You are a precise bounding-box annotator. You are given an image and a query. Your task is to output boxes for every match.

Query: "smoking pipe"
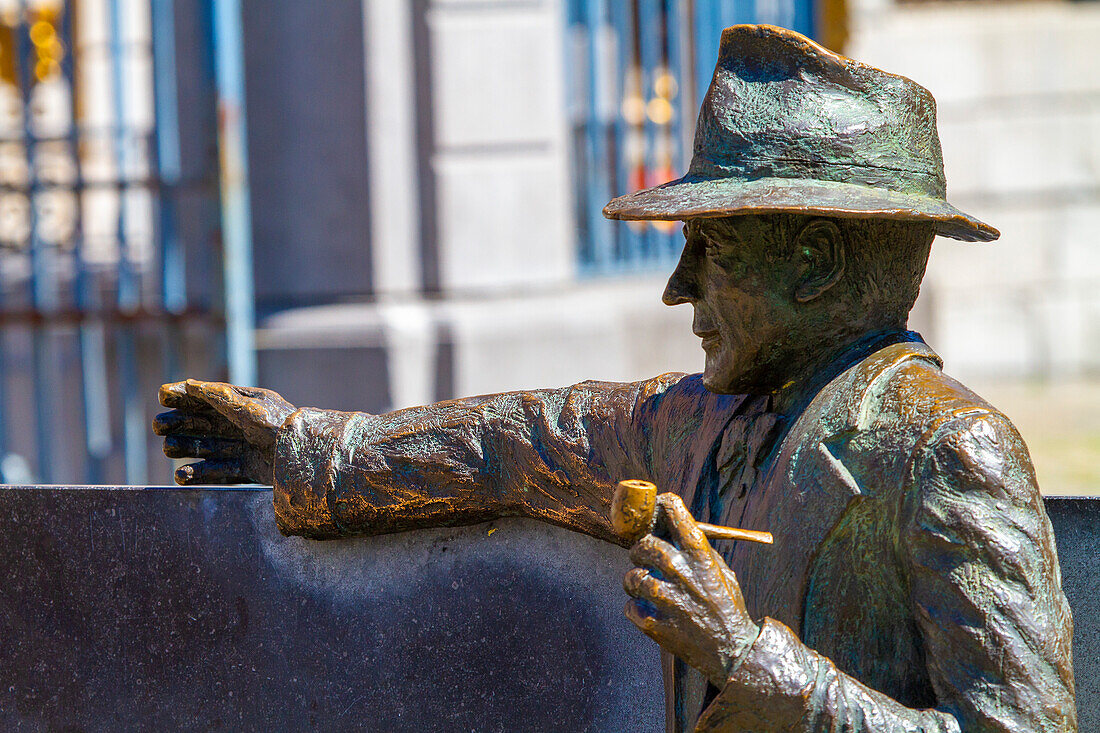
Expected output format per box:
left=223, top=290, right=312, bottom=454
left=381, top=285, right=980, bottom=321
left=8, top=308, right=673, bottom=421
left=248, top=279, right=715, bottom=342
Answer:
left=611, top=479, right=774, bottom=546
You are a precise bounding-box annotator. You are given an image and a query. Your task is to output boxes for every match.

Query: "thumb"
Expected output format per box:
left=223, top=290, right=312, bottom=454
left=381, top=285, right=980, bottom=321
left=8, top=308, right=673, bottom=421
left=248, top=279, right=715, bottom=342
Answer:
left=183, top=380, right=280, bottom=447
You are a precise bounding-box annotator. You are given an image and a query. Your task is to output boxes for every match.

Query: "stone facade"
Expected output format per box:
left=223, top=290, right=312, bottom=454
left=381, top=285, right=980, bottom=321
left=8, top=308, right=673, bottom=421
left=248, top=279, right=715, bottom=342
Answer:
left=848, top=0, right=1100, bottom=382
left=253, top=0, right=1099, bottom=416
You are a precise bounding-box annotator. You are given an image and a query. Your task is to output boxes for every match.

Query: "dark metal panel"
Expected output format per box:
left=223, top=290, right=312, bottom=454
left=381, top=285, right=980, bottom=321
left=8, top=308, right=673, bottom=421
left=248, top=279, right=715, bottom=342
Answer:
left=0, top=486, right=664, bottom=732
left=240, top=0, right=375, bottom=310
left=1045, top=496, right=1100, bottom=732
left=257, top=344, right=392, bottom=415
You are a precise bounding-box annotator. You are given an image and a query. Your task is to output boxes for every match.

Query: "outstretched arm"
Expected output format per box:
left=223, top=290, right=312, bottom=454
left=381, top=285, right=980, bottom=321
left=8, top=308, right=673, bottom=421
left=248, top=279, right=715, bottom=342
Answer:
left=273, top=374, right=739, bottom=541
left=155, top=374, right=742, bottom=543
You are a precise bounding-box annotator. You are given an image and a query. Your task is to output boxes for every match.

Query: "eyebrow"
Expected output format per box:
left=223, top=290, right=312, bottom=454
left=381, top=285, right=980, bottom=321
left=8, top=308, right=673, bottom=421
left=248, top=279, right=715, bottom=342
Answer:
left=691, top=221, right=720, bottom=240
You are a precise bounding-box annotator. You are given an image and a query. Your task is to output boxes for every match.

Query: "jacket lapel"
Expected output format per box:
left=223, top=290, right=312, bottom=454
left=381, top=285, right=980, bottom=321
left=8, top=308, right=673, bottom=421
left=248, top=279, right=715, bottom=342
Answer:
left=714, top=341, right=942, bottom=633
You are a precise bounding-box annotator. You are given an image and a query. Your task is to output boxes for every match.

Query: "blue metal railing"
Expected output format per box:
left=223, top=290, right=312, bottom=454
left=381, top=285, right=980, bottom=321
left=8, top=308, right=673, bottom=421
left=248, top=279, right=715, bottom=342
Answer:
left=567, top=0, right=816, bottom=274
left=0, top=0, right=254, bottom=484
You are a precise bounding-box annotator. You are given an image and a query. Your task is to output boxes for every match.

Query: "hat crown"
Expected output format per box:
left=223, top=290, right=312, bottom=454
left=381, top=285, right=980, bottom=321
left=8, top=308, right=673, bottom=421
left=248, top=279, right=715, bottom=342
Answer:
left=601, top=24, right=998, bottom=242
left=689, top=25, right=946, bottom=199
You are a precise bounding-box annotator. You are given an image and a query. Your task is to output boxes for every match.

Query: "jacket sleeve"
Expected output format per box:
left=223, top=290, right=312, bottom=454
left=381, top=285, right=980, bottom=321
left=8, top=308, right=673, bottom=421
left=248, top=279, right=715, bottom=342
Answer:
left=272, top=373, right=740, bottom=543
left=695, top=412, right=1077, bottom=732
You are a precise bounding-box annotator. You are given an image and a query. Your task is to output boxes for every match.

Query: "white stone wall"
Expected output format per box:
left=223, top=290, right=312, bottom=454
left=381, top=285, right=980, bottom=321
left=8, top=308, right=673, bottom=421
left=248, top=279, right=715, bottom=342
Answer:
left=848, top=0, right=1100, bottom=382
left=429, top=0, right=576, bottom=293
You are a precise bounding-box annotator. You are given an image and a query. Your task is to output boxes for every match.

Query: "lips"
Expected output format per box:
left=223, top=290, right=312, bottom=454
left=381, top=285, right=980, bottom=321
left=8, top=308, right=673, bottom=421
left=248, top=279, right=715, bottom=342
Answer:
left=695, top=330, right=720, bottom=349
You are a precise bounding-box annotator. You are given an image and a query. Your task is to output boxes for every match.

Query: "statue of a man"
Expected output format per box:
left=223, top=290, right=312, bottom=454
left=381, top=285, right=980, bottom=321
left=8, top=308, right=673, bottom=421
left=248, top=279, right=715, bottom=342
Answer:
left=154, top=25, right=1076, bottom=732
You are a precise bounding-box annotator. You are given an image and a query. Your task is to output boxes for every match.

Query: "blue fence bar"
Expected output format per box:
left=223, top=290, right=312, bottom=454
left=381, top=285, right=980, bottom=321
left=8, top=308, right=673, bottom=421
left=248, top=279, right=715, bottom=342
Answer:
left=0, top=0, right=249, bottom=485
left=569, top=0, right=818, bottom=274
left=60, top=1, right=110, bottom=484
left=151, top=0, right=185, bottom=315
left=609, top=0, right=632, bottom=267
left=107, top=0, right=145, bottom=485
left=17, top=1, right=57, bottom=482
left=582, top=0, right=614, bottom=271
left=210, top=0, right=256, bottom=389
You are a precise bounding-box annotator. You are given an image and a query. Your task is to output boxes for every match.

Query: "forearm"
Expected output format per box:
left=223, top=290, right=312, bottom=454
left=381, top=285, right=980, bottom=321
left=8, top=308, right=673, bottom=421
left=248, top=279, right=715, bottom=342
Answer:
left=273, top=404, right=584, bottom=539
left=696, top=619, right=959, bottom=733
left=271, top=381, right=661, bottom=541
left=273, top=405, right=530, bottom=538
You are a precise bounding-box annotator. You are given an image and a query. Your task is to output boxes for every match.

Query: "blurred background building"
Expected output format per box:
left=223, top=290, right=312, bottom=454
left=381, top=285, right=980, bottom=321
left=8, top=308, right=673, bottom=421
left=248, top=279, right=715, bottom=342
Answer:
left=0, top=0, right=1095, bottom=492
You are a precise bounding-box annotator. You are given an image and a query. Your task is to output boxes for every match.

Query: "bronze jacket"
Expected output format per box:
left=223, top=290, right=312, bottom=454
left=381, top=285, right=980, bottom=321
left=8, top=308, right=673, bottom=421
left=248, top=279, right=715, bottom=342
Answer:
left=272, top=338, right=1076, bottom=732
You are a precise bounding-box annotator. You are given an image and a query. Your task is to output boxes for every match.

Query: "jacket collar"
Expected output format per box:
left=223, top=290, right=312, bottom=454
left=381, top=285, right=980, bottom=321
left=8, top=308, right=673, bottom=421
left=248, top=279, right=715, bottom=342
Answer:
left=771, top=329, right=934, bottom=423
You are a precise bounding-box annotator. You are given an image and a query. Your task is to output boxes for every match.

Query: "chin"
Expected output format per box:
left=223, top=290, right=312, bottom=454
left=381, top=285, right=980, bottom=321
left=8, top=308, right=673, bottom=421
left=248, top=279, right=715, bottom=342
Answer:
left=701, top=372, right=737, bottom=394
left=702, top=358, right=778, bottom=396
left=701, top=362, right=746, bottom=395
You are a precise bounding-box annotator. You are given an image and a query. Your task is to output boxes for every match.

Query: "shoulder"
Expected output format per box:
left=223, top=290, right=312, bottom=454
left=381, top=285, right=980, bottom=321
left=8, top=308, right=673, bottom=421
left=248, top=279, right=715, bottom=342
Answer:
left=872, top=364, right=1047, bottom=549
left=876, top=358, right=1034, bottom=490
left=869, top=350, right=1038, bottom=495
left=803, top=340, right=1039, bottom=500
left=851, top=341, right=1000, bottom=427
left=844, top=342, right=1025, bottom=457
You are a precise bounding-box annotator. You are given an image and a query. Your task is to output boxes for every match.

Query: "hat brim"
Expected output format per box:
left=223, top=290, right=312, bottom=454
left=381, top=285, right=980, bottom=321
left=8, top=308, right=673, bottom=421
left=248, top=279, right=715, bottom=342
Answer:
left=602, top=175, right=998, bottom=242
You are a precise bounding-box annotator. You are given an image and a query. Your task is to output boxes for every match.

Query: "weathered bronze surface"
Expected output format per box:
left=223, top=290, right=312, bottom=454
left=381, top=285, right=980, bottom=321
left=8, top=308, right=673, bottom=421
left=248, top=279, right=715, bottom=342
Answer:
left=154, top=24, right=1076, bottom=732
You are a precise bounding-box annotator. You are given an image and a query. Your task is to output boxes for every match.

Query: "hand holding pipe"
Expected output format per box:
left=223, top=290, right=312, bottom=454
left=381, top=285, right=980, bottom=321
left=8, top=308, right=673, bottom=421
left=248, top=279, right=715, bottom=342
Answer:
left=611, top=479, right=774, bottom=546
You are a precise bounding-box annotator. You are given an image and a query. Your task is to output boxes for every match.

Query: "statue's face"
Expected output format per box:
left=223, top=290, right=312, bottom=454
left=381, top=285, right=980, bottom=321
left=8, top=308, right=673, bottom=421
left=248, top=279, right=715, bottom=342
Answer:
left=663, top=217, right=800, bottom=395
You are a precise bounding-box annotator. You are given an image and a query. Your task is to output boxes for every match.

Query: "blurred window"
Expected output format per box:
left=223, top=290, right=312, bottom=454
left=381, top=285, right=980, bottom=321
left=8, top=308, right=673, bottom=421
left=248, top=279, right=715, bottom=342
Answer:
left=565, top=0, right=816, bottom=274
left=0, top=0, right=234, bottom=485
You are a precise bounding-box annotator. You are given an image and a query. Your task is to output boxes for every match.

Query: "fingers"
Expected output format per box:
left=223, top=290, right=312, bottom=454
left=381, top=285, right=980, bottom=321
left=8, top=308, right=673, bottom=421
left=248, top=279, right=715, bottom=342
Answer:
left=623, top=566, right=690, bottom=617
left=159, top=381, right=214, bottom=411
left=229, top=384, right=278, bottom=400
left=184, top=379, right=244, bottom=419
left=163, top=435, right=246, bottom=461
left=624, top=598, right=662, bottom=634
left=152, top=409, right=242, bottom=438
left=630, top=534, right=694, bottom=586
left=174, top=458, right=253, bottom=485
left=623, top=566, right=666, bottom=598
left=656, top=492, right=711, bottom=558
left=717, top=550, right=749, bottom=606
left=623, top=598, right=690, bottom=656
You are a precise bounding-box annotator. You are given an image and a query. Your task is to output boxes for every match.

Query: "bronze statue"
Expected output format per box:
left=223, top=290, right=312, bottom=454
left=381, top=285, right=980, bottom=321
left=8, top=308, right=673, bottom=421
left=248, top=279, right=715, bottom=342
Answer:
left=153, top=25, right=1076, bottom=732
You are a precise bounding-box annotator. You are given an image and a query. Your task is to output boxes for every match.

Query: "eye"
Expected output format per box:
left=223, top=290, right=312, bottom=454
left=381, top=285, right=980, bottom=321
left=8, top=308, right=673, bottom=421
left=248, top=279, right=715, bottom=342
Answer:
left=703, top=234, right=722, bottom=259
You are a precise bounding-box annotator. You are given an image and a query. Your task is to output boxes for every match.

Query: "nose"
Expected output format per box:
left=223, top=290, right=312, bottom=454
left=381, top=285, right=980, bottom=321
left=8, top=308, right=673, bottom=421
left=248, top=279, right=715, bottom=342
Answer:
left=662, top=247, right=699, bottom=306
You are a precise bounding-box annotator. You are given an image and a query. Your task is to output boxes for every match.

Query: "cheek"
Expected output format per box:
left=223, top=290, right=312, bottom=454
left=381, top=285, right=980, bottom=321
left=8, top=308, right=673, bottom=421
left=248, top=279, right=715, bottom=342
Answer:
left=710, top=292, right=761, bottom=339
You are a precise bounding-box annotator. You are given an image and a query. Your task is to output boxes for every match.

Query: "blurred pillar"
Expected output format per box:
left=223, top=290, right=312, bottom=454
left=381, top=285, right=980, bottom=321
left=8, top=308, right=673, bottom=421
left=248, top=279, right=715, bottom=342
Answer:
left=363, top=0, right=421, bottom=299
left=818, top=0, right=848, bottom=53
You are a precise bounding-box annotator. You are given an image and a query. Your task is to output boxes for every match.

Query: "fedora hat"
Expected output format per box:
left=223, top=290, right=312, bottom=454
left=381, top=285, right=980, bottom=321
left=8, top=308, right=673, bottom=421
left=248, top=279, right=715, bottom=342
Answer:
left=603, top=25, right=998, bottom=242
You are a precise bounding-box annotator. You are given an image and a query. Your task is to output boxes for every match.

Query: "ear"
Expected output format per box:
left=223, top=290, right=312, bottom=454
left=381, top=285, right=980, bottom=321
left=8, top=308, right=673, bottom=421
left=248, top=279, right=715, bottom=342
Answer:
left=793, top=219, right=846, bottom=303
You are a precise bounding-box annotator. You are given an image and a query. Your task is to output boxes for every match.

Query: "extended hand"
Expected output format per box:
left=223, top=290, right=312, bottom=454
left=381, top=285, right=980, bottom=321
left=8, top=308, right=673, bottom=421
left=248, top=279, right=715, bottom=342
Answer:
left=152, top=380, right=295, bottom=485
left=623, top=493, right=760, bottom=687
